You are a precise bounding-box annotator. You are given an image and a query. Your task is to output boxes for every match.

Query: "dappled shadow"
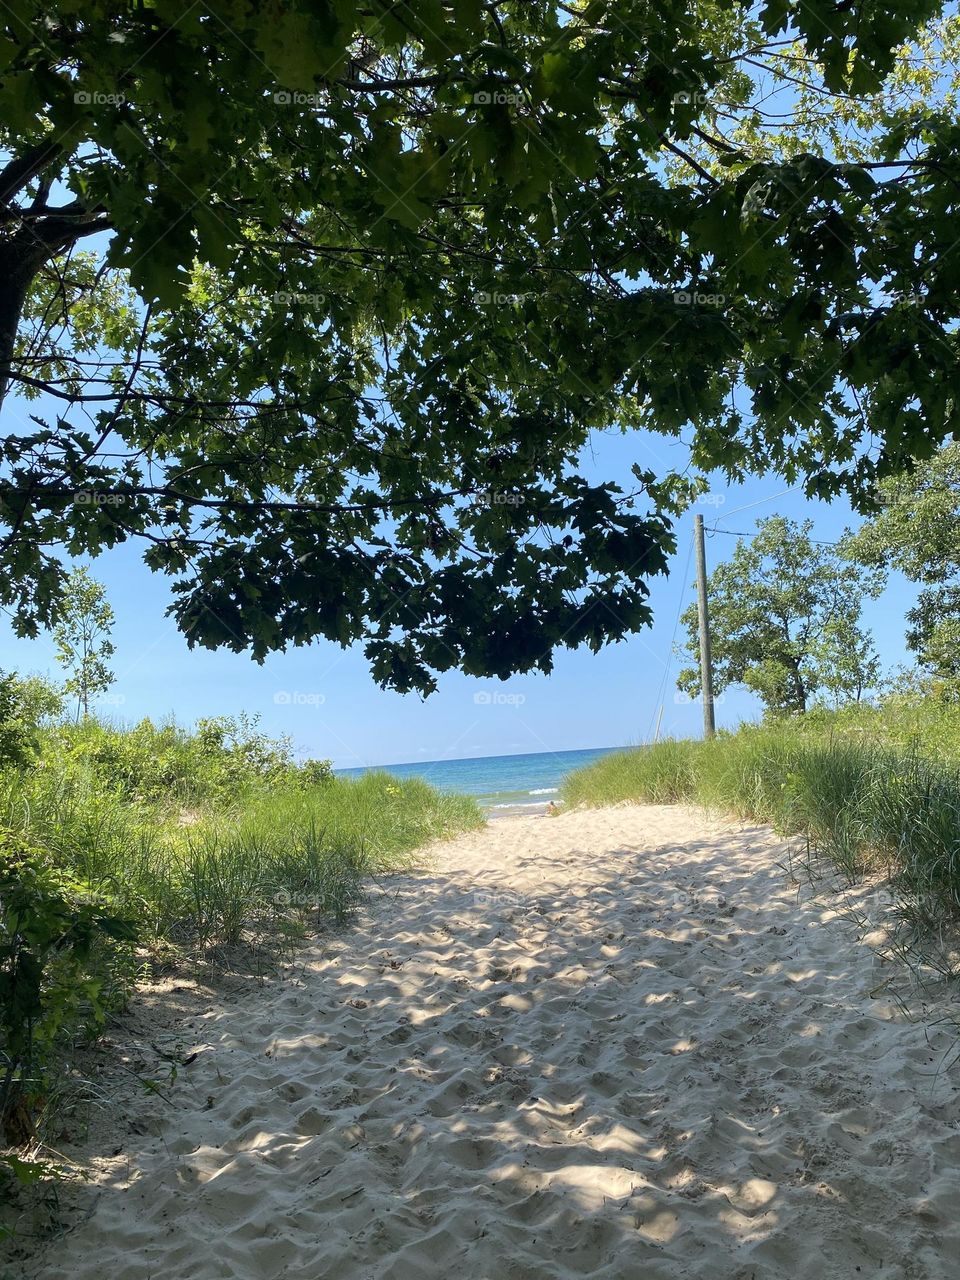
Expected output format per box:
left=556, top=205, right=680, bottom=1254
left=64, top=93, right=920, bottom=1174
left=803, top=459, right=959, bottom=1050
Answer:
left=16, top=808, right=960, bottom=1280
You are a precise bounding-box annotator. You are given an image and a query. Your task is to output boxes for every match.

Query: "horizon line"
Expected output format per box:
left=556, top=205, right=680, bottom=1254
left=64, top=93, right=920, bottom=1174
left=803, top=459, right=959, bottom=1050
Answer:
left=334, top=743, right=629, bottom=773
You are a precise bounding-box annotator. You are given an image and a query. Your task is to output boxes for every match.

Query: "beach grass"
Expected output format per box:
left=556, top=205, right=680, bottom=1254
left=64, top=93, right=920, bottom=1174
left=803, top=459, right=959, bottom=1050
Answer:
left=562, top=695, right=960, bottom=957
left=1, top=715, right=484, bottom=1154
left=0, top=739, right=483, bottom=952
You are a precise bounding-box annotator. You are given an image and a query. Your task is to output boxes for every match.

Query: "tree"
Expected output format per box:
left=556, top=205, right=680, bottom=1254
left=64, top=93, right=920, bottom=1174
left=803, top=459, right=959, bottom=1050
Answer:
left=0, top=670, right=63, bottom=768
left=849, top=441, right=960, bottom=686
left=52, top=567, right=116, bottom=719
left=1, top=1, right=958, bottom=694
left=677, top=517, right=882, bottom=716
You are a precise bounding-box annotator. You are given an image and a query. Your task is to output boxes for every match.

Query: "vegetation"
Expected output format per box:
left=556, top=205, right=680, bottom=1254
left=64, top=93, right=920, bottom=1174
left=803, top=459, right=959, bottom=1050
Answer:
left=51, top=566, right=116, bottom=720
left=850, top=441, right=960, bottom=687
left=4, top=0, right=960, bottom=1214
left=563, top=690, right=960, bottom=966
left=3, top=4, right=960, bottom=692
left=0, top=675, right=46, bottom=772
left=0, top=832, right=136, bottom=1147
left=0, top=678, right=482, bottom=1152
left=678, top=516, right=882, bottom=714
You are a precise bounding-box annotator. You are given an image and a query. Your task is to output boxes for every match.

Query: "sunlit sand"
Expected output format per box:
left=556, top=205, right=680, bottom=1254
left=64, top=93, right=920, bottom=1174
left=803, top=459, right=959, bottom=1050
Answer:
left=24, top=805, right=960, bottom=1279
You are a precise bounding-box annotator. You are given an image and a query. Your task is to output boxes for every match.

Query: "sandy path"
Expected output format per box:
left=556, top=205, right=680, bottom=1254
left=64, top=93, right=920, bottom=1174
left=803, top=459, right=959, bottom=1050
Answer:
left=21, top=805, right=960, bottom=1280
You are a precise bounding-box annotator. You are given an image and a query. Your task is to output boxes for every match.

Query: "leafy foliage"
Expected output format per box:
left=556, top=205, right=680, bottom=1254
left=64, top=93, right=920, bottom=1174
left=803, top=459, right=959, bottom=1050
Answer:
left=0, top=671, right=62, bottom=770
left=51, top=566, right=116, bottom=719
left=678, top=516, right=882, bottom=714
left=0, top=830, right=136, bottom=1141
left=44, top=712, right=333, bottom=805
left=0, top=674, right=36, bottom=771
left=1, top=3, right=958, bottom=690
left=849, top=442, right=960, bottom=688
left=1, top=716, right=478, bottom=946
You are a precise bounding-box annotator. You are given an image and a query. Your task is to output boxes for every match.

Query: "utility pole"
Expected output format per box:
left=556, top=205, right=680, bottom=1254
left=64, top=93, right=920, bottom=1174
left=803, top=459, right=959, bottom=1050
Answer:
left=693, top=514, right=716, bottom=739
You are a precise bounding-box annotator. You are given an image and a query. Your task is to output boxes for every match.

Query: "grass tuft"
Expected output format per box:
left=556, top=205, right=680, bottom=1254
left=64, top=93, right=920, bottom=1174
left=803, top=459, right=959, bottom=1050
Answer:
left=562, top=696, right=960, bottom=966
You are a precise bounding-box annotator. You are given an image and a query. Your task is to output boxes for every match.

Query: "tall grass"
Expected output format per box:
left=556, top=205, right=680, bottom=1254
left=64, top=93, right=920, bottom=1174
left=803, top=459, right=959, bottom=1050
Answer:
left=1, top=712, right=484, bottom=1162
left=0, top=729, right=483, bottom=953
left=562, top=706, right=960, bottom=950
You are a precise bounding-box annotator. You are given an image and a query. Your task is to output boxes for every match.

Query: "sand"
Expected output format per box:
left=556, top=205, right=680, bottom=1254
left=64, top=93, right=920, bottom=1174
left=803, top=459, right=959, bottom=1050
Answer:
left=17, top=804, right=960, bottom=1280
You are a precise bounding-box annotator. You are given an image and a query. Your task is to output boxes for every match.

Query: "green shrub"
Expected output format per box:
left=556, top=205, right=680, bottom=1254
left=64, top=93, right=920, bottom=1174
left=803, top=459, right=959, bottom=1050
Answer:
left=0, top=830, right=136, bottom=1141
left=0, top=673, right=63, bottom=771
left=36, top=713, right=336, bottom=806
left=296, top=758, right=335, bottom=788
left=0, top=738, right=482, bottom=955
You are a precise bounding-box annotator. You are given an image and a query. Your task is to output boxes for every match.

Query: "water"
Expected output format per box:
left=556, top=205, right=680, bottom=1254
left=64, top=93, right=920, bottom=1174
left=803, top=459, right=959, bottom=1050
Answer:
left=337, top=745, right=623, bottom=815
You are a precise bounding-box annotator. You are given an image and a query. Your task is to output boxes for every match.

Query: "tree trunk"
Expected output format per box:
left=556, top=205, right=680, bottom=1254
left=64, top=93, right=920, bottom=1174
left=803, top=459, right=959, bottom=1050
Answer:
left=785, top=655, right=807, bottom=715
left=0, top=182, right=109, bottom=409
left=0, top=241, right=44, bottom=408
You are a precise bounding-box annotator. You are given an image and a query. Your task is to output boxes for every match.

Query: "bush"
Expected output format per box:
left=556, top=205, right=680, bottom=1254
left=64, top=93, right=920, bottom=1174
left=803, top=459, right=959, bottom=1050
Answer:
left=0, top=735, right=482, bottom=952
left=296, top=758, right=335, bottom=788
left=0, top=830, right=136, bottom=1143
left=0, top=673, right=63, bottom=771
left=36, top=713, right=336, bottom=806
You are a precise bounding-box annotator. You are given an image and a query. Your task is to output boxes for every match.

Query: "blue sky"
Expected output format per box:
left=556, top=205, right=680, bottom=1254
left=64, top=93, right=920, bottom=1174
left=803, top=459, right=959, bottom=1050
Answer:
left=0, top=418, right=917, bottom=769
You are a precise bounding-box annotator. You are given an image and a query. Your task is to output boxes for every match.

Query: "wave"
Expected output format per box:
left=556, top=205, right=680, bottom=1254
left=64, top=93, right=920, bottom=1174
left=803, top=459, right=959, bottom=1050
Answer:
left=528, top=787, right=559, bottom=796
left=491, top=800, right=549, bottom=810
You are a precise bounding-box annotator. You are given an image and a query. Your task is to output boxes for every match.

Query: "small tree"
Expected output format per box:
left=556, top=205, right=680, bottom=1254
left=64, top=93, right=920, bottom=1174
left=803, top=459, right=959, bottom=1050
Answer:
left=52, top=567, right=116, bottom=719
left=678, top=516, right=882, bottom=717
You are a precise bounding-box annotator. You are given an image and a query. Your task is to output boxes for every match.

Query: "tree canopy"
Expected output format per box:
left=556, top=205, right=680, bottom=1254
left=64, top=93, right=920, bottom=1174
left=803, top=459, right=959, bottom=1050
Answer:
left=677, top=516, right=882, bottom=715
left=1, top=1, right=958, bottom=691
left=850, top=442, right=960, bottom=686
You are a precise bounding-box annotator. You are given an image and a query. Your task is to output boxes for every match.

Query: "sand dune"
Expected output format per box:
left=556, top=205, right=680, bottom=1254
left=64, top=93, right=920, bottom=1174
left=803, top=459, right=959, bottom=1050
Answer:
left=20, top=805, right=960, bottom=1279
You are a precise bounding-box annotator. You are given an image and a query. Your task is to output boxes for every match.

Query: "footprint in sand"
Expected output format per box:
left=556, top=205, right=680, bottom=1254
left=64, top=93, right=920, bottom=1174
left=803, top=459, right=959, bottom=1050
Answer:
left=18, top=804, right=960, bottom=1280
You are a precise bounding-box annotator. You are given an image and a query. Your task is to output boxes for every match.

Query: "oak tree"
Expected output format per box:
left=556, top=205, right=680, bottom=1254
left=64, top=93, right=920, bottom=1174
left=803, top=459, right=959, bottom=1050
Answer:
left=1, top=1, right=956, bottom=691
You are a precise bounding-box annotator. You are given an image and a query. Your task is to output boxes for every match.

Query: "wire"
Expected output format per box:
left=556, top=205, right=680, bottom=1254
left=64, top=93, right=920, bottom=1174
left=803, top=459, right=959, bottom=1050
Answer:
left=707, top=526, right=845, bottom=548
left=712, top=486, right=802, bottom=521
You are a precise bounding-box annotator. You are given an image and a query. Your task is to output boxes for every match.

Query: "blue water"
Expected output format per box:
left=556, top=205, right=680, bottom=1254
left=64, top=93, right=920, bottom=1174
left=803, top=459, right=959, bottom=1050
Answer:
left=337, top=746, right=622, bottom=815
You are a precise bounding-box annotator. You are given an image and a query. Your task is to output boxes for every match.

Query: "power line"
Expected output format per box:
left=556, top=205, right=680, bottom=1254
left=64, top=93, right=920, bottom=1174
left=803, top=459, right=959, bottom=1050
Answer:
left=712, top=485, right=802, bottom=521
left=706, top=526, right=846, bottom=549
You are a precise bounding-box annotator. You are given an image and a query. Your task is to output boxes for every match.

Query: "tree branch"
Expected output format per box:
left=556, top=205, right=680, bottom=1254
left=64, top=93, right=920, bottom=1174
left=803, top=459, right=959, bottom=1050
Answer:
left=0, top=140, right=64, bottom=207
